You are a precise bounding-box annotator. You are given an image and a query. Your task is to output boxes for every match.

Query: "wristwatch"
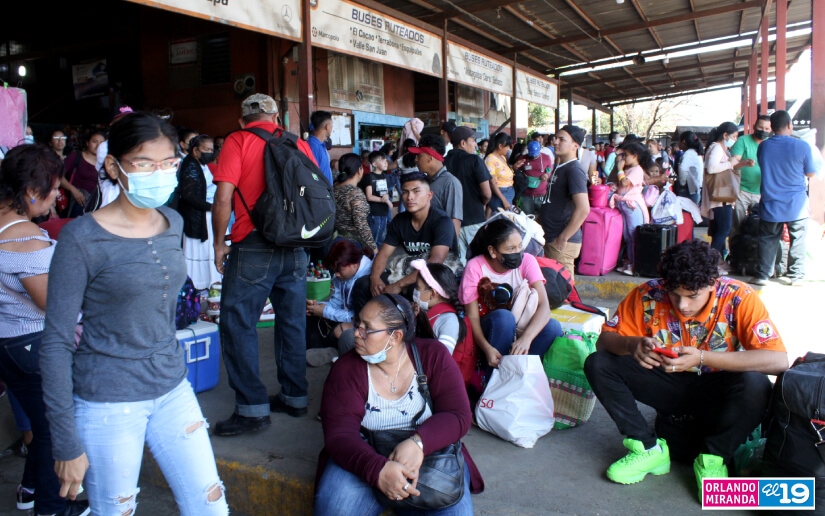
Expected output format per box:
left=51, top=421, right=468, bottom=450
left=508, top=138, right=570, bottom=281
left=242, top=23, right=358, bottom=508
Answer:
left=409, top=435, right=423, bottom=451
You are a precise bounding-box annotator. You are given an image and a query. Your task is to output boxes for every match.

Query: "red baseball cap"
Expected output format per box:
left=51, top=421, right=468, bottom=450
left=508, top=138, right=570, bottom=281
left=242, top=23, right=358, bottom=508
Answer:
left=407, top=145, right=444, bottom=162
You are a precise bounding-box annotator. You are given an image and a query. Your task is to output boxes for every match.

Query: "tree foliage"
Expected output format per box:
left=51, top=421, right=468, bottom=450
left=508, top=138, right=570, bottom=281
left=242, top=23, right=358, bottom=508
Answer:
left=528, top=103, right=552, bottom=129
left=613, top=98, right=691, bottom=140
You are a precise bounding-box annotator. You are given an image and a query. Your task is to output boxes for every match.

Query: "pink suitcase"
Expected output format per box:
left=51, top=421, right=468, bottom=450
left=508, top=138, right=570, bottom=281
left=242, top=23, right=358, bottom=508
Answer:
left=578, top=207, right=623, bottom=276
left=588, top=184, right=610, bottom=208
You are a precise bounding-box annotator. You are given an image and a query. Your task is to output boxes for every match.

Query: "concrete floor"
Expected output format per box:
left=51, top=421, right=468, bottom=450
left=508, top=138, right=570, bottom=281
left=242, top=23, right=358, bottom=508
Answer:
left=1, top=232, right=820, bottom=514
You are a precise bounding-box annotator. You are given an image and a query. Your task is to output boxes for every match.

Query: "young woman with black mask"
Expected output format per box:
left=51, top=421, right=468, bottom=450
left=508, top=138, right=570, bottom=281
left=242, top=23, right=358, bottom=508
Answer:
left=459, top=219, right=562, bottom=377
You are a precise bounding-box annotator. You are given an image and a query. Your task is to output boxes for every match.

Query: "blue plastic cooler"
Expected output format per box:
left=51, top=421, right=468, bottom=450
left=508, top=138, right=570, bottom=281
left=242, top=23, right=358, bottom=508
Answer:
left=176, top=321, right=220, bottom=393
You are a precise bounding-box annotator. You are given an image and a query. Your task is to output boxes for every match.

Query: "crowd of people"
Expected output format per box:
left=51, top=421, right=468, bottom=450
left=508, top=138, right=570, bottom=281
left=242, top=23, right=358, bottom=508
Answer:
left=0, top=90, right=818, bottom=515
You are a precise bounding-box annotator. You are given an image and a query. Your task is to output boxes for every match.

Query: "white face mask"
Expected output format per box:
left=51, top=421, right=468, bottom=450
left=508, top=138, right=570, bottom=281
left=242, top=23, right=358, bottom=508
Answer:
left=412, top=288, right=429, bottom=312
left=361, top=336, right=392, bottom=365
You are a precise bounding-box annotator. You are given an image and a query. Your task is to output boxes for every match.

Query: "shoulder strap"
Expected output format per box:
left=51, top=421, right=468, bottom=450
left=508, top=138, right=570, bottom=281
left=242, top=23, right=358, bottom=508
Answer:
left=410, top=340, right=434, bottom=426
left=0, top=219, right=28, bottom=235
left=243, top=127, right=277, bottom=141
left=0, top=280, right=45, bottom=315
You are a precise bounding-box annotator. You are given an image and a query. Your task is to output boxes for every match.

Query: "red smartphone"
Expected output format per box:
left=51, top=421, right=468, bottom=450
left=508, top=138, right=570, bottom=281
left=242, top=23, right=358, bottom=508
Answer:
left=652, top=346, right=679, bottom=359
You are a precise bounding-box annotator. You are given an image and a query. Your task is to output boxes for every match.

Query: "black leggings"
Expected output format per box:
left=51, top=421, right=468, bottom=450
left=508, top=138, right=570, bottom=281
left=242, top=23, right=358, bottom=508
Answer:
left=584, top=350, right=772, bottom=461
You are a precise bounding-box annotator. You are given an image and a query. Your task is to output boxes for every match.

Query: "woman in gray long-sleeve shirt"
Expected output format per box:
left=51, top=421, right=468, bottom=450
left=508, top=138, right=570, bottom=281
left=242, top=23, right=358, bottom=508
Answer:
left=40, top=113, right=228, bottom=516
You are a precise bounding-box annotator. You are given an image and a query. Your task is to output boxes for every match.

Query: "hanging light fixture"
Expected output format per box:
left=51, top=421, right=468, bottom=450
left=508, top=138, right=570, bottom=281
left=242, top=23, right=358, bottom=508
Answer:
left=17, top=65, right=27, bottom=77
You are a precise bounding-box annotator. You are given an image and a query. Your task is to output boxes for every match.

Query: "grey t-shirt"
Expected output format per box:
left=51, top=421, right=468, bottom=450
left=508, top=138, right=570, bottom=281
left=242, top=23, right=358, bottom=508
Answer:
left=428, top=167, right=464, bottom=222
left=41, top=207, right=188, bottom=460
left=539, top=159, right=588, bottom=243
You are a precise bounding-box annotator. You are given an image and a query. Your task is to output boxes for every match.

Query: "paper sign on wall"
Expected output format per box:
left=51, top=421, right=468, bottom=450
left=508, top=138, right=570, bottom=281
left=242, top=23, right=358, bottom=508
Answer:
left=516, top=70, right=558, bottom=108
left=446, top=41, right=512, bottom=96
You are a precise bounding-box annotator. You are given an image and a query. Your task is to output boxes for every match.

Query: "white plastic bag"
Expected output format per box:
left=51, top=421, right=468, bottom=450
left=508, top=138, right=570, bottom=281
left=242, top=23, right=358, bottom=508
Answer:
left=487, top=209, right=545, bottom=256
left=474, top=355, right=554, bottom=448
left=650, top=189, right=683, bottom=225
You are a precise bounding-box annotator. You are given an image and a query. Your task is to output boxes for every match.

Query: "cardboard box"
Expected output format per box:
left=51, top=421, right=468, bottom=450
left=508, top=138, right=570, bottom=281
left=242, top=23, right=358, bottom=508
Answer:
left=551, top=304, right=609, bottom=334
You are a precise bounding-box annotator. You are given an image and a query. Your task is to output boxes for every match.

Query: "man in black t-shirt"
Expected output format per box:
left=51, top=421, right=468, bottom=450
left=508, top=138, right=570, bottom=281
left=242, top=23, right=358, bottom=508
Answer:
left=358, top=151, right=394, bottom=248
left=369, top=172, right=455, bottom=296
left=540, top=125, right=590, bottom=274
left=443, top=126, right=492, bottom=264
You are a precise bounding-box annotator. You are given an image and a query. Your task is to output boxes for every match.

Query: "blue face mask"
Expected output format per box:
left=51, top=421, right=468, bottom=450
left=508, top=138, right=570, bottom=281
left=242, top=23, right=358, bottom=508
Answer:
left=23, top=135, right=34, bottom=144
left=361, top=336, right=393, bottom=364
left=117, top=163, right=178, bottom=209
left=725, top=138, right=735, bottom=148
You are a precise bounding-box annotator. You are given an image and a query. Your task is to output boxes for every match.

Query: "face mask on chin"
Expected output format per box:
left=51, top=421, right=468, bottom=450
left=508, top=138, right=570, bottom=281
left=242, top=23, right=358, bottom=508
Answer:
left=361, top=336, right=393, bottom=365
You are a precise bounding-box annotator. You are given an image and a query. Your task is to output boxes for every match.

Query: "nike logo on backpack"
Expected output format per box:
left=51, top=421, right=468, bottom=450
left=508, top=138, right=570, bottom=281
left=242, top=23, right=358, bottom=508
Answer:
left=301, top=224, right=322, bottom=239
left=300, top=214, right=332, bottom=239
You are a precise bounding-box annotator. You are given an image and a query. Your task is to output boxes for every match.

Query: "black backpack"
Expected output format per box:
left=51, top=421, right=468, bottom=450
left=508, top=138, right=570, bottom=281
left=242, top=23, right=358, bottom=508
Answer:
left=236, top=127, right=335, bottom=248
left=763, top=352, right=825, bottom=510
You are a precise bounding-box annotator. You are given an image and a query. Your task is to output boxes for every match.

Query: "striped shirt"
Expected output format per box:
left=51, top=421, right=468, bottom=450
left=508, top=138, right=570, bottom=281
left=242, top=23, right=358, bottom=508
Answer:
left=362, top=363, right=432, bottom=432
left=0, top=222, right=55, bottom=338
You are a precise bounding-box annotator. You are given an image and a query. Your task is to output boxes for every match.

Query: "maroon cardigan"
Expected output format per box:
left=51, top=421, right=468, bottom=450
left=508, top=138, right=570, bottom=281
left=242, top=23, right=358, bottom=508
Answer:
left=317, top=338, right=484, bottom=494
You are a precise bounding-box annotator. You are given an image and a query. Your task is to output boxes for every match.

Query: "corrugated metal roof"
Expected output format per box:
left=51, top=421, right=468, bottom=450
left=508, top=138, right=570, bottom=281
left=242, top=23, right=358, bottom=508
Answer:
left=370, top=0, right=813, bottom=105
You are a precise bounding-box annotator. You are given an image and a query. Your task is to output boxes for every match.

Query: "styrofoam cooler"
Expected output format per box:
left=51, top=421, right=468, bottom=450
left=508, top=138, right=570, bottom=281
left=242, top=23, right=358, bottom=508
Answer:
left=551, top=304, right=609, bottom=334
left=578, top=207, right=623, bottom=276
left=176, top=321, right=220, bottom=393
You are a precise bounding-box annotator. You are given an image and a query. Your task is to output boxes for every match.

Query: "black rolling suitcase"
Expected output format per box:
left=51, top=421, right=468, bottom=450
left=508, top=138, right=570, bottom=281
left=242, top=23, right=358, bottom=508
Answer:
left=634, top=224, right=677, bottom=277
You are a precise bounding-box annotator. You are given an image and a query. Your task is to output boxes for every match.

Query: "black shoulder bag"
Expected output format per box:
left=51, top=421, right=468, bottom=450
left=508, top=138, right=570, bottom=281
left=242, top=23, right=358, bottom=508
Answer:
left=360, top=340, right=466, bottom=510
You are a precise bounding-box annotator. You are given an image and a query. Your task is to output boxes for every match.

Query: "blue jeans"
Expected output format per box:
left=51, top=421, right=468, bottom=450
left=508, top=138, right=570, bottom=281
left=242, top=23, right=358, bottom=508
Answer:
left=710, top=205, right=733, bottom=254
left=0, top=332, right=65, bottom=514
left=220, top=231, right=309, bottom=415
left=368, top=214, right=388, bottom=249
left=480, top=309, right=563, bottom=378
left=7, top=387, right=31, bottom=431
left=314, top=458, right=473, bottom=516
left=618, top=200, right=645, bottom=264
left=75, top=379, right=227, bottom=516
left=488, top=186, right=515, bottom=212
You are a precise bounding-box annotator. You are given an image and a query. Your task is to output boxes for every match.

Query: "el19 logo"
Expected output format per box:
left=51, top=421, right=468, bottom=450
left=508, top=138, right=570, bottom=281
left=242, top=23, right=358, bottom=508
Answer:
left=477, top=398, right=494, bottom=409
left=758, top=478, right=815, bottom=509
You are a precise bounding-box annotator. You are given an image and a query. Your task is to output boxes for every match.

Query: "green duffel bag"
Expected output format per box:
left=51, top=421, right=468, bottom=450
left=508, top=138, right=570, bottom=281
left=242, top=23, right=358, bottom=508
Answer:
left=542, top=329, right=598, bottom=430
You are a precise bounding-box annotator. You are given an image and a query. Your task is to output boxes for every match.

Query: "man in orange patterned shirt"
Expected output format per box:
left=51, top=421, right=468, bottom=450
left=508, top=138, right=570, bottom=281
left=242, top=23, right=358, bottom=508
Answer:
left=584, top=240, right=788, bottom=501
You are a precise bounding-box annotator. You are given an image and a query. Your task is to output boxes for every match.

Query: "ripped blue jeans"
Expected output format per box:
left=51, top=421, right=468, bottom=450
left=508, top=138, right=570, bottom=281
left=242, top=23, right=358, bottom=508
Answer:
left=74, top=379, right=228, bottom=516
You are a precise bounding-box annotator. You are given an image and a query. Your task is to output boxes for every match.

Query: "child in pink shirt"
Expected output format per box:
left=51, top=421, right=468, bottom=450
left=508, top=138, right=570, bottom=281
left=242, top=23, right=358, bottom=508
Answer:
left=609, top=142, right=652, bottom=275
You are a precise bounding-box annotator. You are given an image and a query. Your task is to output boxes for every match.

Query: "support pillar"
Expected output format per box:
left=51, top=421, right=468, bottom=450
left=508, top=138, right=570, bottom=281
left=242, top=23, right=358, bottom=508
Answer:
left=760, top=15, right=769, bottom=116
left=554, top=109, right=560, bottom=133
left=610, top=111, right=614, bottom=133
left=776, top=0, right=788, bottom=111
left=810, top=0, right=825, bottom=225
left=439, top=21, right=449, bottom=125
left=749, top=52, right=758, bottom=132
left=592, top=109, right=597, bottom=145
left=742, top=86, right=749, bottom=131
left=567, top=89, right=573, bottom=126
left=511, top=56, right=518, bottom=138
left=298, top=0, right=314, bottom=134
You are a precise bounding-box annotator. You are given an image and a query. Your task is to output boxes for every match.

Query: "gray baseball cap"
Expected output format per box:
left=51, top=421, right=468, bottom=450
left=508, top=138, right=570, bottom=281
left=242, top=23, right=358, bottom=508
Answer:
left=242, top=94, right=278, bottom=116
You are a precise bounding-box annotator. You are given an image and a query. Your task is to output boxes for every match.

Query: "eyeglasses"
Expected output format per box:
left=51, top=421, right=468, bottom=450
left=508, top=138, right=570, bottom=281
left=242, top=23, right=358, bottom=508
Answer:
left=52, top=136, right=67, bottom=140
left=119, top=158, right=181, bottom=176
left=352, top=316, right=400, bottom=339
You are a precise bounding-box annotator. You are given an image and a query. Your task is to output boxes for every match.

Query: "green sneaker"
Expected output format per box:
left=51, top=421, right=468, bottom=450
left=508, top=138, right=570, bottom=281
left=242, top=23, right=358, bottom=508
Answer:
left=606, top=438, right=671, bottom=484
left=694, top=454, right=728, bottom=502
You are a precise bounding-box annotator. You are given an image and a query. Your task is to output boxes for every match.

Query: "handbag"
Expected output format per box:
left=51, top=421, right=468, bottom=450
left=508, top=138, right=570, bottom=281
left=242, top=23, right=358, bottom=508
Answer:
left=542, top=330, right=598, bottom=430
left=705, top=145, right=740, bottom=203
left=360, top=340, right=466, bottom=510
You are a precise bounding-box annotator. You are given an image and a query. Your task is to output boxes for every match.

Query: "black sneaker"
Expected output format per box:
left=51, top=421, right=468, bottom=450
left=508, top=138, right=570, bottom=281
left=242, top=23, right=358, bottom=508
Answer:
left=7, top=437, right=28, bottom=458
left=16, top=484, right=34, bottom=510
left=212, top=413, right=272, bottom=436
left=269, top=395, right=308, bottom=417
left=56, top=499, right=91, bottom=516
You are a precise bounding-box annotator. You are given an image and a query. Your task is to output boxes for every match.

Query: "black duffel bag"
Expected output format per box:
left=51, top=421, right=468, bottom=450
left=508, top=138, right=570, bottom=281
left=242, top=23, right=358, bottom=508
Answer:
left=762, top=352, right=825, bottom=512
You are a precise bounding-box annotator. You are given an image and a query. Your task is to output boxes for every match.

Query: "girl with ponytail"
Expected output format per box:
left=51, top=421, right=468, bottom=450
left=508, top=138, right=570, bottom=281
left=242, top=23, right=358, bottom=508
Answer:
left=410, top=260, right=476, bottom=387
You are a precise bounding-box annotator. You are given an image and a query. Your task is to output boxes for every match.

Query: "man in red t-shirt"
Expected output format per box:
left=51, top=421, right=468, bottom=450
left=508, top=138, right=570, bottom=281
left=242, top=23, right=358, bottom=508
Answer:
left=211, top=94, right=318, bottom=436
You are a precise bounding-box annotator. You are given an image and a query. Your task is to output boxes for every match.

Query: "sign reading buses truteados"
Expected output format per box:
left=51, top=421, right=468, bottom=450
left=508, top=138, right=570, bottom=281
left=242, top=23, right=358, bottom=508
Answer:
left=124, top=0, right=302, bottom=41
left=446, top=42, right=512, bottom=95
left=516, top=69, right=558, bottom=108
left=310, top=0, right=443, bottom=77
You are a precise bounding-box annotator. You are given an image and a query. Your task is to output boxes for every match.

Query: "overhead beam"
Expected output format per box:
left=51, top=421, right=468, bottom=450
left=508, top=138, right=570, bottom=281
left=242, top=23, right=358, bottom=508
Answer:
left=420, top=0, right=516, bottom=24
left=605, top=82, right=748, bottom=106
left=628, top=0, right=666, bottom=49
left=500, top=1, right=762, bottom=53
left=562, top=43, right=808, bottom=88
left=585, top=68, right=748, bottom=96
